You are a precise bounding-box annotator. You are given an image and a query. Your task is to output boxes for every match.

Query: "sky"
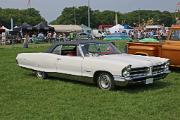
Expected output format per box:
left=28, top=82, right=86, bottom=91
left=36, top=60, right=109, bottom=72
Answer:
left=0, top=0, right=179, bottom=22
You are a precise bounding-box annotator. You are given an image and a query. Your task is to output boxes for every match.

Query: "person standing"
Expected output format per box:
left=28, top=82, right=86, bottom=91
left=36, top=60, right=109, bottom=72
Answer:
left=47, top=31, right=52, bottom=43
left=23, top=33, right=29, bottom=48
left=52, top=32, right=57, bottom=43
left=176, top=17, right=180, bottom=25
left=62, top=33, right=66, bottom=42
left=137, top=30, right=142, bottom=40
left=1, top=32, right=6, bottom=45
left=69, top=32, right=74, bottom=41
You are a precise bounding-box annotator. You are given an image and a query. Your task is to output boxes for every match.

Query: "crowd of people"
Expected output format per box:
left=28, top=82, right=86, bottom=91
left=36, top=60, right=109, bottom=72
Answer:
left=22, top=31, right=78, bottom=48
left=0, top=25, right=174, bottom=48
left=128, top=29, right=169, bottom=40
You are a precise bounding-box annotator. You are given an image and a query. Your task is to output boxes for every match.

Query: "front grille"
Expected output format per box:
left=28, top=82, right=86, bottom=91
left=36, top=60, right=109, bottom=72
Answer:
left=130, top=67, right=149, bottom=77
left=128, top=64, right=166, bottom=80
left=152, top=64, right=165, bottom=74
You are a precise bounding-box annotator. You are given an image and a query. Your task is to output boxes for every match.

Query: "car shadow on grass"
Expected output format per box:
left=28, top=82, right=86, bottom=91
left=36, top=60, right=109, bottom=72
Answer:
left=115, top=81, right=172, bottom=93
left=50, top=76, right=97, bottom=88
left=170, top=67, right=180, bottom=73
left=27, top=73, right=172, bottom=93
left=27, top=73, right=97, bottom=88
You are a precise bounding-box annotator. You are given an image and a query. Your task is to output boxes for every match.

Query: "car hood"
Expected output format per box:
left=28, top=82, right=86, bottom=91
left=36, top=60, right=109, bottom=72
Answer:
left=88, top=53, right=168, bottom=68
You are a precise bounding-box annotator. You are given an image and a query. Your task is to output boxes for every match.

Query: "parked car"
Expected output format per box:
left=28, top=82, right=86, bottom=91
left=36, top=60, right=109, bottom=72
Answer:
left=127, top=25, right=180, bottom=67
left=103, top=32, right=132, bottom=41
left=16, top=40, right=170, bottom=90
left=76, top=32, right=93, bottom=40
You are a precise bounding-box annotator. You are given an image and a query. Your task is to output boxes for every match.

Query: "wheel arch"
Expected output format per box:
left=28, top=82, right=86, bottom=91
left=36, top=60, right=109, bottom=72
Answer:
left=134, top=52, right=149, bottom=56
left=93, top=70, right=113, bottom=83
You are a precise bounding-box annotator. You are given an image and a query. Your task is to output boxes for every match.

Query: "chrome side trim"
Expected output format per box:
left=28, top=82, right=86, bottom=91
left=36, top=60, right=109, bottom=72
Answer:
left=48, top=72, right=94, bottom=83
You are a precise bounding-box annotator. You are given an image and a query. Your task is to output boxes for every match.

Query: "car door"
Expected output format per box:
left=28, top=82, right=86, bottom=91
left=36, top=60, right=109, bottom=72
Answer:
left=55, top=45, right=83, bottom=76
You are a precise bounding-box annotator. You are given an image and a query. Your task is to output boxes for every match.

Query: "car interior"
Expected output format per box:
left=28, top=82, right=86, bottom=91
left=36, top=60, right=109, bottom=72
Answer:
left=52, top=45, right=77, bottom=56
left=61, top=45, right=77, bottom=56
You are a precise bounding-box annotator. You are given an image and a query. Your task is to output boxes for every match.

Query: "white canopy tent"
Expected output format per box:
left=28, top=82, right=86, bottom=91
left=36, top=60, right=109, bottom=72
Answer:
left=109, top=24, right=124, bottom=33
left=145, top=25, right=163, bottom=29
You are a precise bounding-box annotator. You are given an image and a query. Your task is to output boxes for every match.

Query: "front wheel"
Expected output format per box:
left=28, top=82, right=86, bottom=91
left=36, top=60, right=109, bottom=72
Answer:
left=35, top=71, right=47, bottom=79
left=97, top=73, right=115, bottom=90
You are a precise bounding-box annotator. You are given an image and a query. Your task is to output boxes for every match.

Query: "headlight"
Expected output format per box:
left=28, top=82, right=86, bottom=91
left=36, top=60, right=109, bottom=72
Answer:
left=122, top=65, right=131, bottom=77
left=164, top=61, right=170, bottom=71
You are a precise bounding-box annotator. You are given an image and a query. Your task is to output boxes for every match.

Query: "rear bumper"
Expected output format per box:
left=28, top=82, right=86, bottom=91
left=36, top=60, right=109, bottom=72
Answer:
left=113, top=70, right=170, bottom=86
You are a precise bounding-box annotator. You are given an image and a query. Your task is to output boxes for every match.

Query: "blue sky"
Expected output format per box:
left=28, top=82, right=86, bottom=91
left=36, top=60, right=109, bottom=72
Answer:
left=0, top=0, right=179, bottom=22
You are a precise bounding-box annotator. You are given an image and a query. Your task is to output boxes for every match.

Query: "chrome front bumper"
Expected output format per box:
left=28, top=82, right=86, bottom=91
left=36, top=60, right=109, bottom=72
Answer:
left=113, top=70, right=170, bottom=86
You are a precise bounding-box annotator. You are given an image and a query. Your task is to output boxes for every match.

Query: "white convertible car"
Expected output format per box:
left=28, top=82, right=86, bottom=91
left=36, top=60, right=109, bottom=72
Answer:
left=16, top=40, right=170, bottom=90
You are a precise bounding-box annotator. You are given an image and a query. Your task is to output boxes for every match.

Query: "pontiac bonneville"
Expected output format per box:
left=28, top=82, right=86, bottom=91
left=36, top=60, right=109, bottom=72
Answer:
left=16, top=40, right=170, bottom=90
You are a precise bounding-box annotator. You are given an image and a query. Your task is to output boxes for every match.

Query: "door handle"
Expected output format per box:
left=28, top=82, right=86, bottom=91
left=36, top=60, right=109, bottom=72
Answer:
left=57, top=58, right=61, bottom=60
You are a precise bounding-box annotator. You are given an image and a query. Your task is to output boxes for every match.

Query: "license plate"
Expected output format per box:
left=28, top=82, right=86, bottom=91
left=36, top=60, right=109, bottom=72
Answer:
left=146, top=78, right=153, bottom=84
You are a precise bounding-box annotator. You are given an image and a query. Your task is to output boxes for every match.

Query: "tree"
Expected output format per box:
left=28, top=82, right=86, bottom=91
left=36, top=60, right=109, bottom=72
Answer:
left=51, top=6, right=91, bottom=26
left=0, top=8, right=46, bottom=28
left=51, top=6, right=176, bottom=28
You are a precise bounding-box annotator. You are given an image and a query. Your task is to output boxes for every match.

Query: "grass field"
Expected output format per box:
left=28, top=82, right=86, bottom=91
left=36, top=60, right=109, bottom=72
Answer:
left=0, top=43, right=180, bottom=120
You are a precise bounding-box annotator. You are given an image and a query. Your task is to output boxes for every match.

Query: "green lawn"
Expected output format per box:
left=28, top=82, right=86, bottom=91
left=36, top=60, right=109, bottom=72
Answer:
left=0, top=43, right=180, bottom=120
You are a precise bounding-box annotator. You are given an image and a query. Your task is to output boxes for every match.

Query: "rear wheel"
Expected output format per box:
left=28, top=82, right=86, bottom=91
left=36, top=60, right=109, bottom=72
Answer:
left=36, top=71, right=47, bottom=79
left=97, top=72, right=115, bottom=90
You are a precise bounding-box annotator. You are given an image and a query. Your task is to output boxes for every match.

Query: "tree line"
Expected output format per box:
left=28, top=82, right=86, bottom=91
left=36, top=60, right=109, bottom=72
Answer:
left=0, top=7, right=178, bottom=29
left=0, top=8, right=46, bottom=28
left=51, top=6, right=178, bottom=28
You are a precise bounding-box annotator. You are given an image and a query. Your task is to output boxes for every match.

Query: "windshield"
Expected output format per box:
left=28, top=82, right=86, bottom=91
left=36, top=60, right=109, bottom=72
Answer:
left=170, top=30, right=180, bottom=41
left=80, top=42, right=121, bottom=57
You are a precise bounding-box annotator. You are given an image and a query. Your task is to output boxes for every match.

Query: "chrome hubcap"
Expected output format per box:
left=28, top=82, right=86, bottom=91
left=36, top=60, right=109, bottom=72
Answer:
left=36, top=71, right=43, bottom=78
left=99, top=74, right=111, bottom=89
